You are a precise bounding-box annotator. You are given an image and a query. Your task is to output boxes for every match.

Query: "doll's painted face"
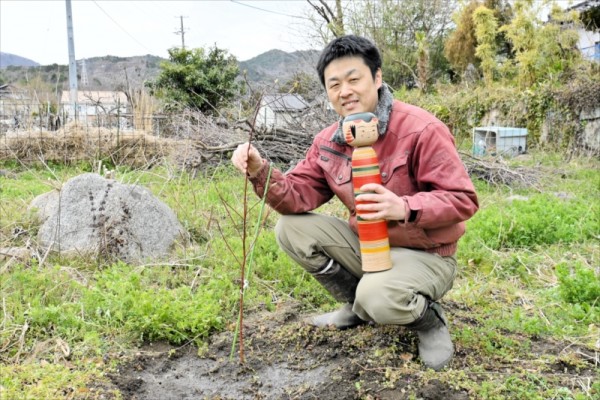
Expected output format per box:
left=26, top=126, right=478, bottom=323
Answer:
left=342, top=112, right=379, bottom=147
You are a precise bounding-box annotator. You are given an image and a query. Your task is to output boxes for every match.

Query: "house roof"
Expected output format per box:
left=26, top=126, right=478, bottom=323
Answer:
left=0, top=83, right=22, bottom=93
left=567, top=0, right=599, bottom=12
left=60, top=90, right=128, bottom=104
left=261, top=94, right=309, bottom=112
left=0, top=83, right=29, bottom=99
left=309, top=92, right=333, bottom=108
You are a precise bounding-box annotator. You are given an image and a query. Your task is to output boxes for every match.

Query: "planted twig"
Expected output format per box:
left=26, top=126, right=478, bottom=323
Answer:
left=234, top=96, right=263, bottom=364
left=209, top=88, right=274, bottom=364
left=213, top=211, right=243, bottom=269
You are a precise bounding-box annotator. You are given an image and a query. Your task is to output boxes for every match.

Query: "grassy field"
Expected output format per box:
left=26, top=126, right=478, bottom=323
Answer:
left=0, top=151, right=598, bottom=399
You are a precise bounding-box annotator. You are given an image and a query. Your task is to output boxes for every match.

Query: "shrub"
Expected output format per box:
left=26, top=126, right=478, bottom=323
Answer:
left=555, top=262, right=600, bottom=306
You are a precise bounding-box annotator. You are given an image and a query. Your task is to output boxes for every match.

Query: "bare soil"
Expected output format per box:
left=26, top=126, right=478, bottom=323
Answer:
left=106, top=301, right=597, bottom=400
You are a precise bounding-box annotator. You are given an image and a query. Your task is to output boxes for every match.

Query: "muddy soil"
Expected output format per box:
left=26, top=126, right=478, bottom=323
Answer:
left=107, top=301, right=597, bottom=400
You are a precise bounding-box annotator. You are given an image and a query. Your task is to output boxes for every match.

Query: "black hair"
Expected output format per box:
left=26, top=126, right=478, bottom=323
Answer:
left=316, top=35, right=382, bottom=87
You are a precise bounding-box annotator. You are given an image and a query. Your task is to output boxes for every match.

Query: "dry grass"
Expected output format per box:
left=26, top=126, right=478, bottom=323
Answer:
left=0, top=122, right=185, bottom=168
left=130, top=89, right=158, bottom=132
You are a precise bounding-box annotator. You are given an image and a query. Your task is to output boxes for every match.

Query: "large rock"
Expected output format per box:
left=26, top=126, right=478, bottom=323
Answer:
left=29, top=190, right=60, bottom=223
left=31, top=173, right=186, bottom=262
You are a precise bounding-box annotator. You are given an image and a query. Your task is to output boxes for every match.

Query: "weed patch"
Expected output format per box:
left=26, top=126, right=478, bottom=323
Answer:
left=465, top=192, right=597, bottom=251
left=1, top=153, right=599, bottom=399
left=556, top=261, right=600, bottom=306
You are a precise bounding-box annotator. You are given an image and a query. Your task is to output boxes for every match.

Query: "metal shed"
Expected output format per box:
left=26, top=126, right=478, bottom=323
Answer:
left=473, top=126, right=528, bottom=157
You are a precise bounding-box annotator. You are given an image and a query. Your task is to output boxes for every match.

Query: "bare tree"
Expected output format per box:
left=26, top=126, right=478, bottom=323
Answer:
left=307, top=0, right=345, bottom=38
left=302, top=0, right=457, bottom=87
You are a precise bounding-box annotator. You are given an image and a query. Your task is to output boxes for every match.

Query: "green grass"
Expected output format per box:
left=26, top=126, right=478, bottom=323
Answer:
left=1, top=152, right=599, bottom=399
left=1, top=362, right=119, bottom=400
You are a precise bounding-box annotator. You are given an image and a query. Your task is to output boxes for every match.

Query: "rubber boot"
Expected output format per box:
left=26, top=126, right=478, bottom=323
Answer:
left=307, top=260, right=364, bottom=329
left=406, top=301, right=454, bottom=371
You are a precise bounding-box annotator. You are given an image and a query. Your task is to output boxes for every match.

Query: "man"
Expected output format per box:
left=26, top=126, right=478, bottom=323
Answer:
left=231, top=35, right=478, bottom=371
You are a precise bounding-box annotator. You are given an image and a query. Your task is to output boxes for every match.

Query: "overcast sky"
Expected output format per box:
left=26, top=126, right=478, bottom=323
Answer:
left=0, top=0, right=317, bottom=65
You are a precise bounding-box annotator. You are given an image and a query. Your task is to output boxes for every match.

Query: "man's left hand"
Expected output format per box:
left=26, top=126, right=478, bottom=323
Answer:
left=355, top=183, right=406, bottom=221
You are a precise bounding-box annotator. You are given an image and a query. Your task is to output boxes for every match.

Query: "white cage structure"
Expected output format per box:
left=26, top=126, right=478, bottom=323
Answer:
left=473, top=126, right=528, bottom=157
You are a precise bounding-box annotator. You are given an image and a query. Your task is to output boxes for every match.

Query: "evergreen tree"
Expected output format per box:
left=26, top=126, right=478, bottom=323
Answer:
left=146, top=46, right=241, bottom=113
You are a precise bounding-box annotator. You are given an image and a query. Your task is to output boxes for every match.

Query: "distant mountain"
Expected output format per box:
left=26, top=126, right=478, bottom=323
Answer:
left=239, top=49, right=320, bottom=85
left=79, top=54, right=164, bottom=89
left=0, top=52, right=39, bottom=69
left=0, top=49, right=321, bottom=92
left=0, top=54, right=164, bottom=90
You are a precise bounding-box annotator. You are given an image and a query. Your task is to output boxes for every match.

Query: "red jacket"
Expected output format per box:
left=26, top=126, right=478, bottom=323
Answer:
left=250, top=100, right=479, bottom=256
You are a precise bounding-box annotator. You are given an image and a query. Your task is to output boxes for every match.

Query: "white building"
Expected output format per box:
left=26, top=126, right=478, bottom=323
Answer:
left=568, top=0, right=600, bottom=61
left=60, top=90, right=129, bottom=120
left=256, top=94, right=309, bottom=131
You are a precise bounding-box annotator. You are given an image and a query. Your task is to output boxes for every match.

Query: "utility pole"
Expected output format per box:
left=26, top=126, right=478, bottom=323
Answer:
left=175, top=16, right=188, bottom=49
left=65, top=0, right=78, bottom=120
left=80, top=59, right=89, bottom=88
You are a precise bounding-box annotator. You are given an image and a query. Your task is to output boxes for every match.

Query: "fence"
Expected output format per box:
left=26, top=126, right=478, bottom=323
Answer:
left=0, top=109, right=171, bottom=137
left=0, top=126, right=173, bottom=168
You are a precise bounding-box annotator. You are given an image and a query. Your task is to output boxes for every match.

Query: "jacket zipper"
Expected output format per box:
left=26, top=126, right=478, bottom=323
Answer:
left=319, top=145, right=351, bottom=163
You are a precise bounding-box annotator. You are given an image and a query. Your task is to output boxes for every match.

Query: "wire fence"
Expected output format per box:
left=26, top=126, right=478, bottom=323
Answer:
left=0, top=109, right=171, bottom=137
left=1, top=127, right=171, bottom=169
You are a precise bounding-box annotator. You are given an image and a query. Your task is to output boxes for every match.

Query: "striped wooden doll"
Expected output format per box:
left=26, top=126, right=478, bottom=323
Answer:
left=342, top=112, right=392, bottom=272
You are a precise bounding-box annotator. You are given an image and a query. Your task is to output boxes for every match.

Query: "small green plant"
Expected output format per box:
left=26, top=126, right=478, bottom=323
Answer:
left=81, top=262, right=229, bottom=344
left=555, top=262, right=600, bottom=306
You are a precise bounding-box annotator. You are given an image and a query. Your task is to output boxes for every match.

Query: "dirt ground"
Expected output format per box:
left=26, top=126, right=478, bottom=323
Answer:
left=106, top=301, right=597, bottom=400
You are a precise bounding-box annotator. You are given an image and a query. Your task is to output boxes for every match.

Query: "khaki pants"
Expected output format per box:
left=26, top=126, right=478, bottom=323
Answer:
left=275, top=213, right=457, bottom=325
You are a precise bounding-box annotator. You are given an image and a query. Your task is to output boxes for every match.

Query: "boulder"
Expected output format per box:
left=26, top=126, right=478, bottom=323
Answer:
left=31, top=173, right=186, bottom=262
left=29, top=190, right=59, bottom=223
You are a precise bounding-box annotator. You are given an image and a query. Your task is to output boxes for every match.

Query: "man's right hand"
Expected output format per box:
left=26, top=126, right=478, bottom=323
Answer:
left=231, top=142, right=264, bottom=177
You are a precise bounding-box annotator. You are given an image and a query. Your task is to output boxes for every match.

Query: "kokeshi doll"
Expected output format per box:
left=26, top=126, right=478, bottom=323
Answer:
left=342, top=112, right=392, bottom=272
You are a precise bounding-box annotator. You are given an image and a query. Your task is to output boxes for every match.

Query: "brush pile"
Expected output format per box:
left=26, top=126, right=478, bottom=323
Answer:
left=461, top=152, right=542, bottom=188
left=161, top=109, right=317, bottom=166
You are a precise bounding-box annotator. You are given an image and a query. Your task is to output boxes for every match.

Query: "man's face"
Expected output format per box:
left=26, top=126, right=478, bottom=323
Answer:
left=323, top=56, right=382, bottom=118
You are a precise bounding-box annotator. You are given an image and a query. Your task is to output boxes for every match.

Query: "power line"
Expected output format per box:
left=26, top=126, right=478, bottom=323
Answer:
left=91, top=0, right=152, bottom=53
left=229, top=0, right=312, bottom=20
